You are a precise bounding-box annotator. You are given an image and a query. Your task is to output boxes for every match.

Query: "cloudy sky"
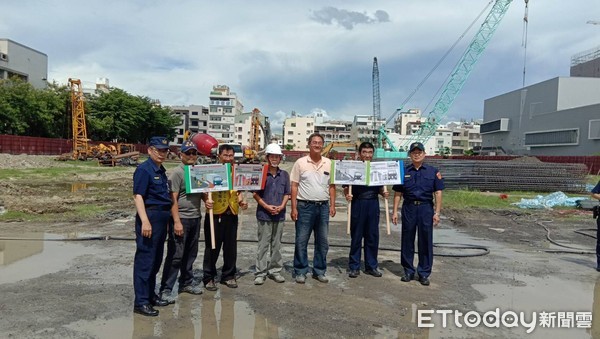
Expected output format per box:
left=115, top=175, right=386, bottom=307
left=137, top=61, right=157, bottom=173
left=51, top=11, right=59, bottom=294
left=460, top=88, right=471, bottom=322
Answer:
left=3, top=1, right=599, bottom=130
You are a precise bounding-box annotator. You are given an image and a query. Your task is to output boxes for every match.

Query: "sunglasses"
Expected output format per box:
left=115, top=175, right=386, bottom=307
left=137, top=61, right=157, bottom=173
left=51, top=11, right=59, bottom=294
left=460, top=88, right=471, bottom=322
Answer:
left=183, top=151, right=198, bottom=156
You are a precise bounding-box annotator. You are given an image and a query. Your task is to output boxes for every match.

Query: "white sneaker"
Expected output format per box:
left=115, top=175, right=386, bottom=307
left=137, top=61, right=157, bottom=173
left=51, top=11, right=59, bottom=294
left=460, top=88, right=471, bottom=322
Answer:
left=269, top=273, right=285, bottom=283
left=254, top=276, right=265, bottom=285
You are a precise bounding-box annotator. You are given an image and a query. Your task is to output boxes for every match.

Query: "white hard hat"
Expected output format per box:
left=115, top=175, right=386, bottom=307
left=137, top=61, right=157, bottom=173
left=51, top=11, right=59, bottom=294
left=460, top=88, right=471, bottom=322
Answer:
left=265, top=143, right=283, bottom=155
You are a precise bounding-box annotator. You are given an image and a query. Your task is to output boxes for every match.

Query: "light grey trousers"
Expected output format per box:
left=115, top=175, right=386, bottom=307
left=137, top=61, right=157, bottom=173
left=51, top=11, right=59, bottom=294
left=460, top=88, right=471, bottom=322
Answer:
left=255, top=220, right=284, bottom=277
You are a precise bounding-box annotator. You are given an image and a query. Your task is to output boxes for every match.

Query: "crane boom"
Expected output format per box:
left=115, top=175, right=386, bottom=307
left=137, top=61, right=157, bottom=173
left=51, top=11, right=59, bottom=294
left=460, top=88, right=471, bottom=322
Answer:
left=372, top=57, right=381, bottom=147
left=402, top=0, right=514, bottom=150
left=68, top=78, right=89, bottom=160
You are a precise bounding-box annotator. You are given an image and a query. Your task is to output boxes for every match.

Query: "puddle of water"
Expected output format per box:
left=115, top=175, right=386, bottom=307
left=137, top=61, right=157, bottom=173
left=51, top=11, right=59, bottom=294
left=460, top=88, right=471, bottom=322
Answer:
left=0, top=234, right=99, bottom=284
left=26, top=182, right=113, bottom=193
left=66, top=298, right=285, bottom=339
left=431, top=227, right=595, bottom=338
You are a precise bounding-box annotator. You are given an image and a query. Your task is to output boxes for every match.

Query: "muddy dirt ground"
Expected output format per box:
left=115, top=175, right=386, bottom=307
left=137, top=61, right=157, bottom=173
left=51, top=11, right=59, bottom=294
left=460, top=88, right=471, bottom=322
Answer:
left=0, top=154, right=599, bottom=338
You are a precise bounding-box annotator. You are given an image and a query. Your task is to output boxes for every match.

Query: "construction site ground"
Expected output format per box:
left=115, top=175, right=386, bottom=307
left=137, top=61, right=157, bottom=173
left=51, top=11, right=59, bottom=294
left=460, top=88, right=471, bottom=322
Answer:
left=0, top=154, right=598, bottom=338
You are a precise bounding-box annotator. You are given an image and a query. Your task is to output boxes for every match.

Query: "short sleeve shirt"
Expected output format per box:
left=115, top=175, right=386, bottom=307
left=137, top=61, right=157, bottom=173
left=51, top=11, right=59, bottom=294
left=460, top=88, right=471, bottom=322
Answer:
left=256, top=168, right=290, bottom=221
left=169, top=164, right=202, bottom=219
left=133, top=158, right=171, bottom=206
left=290, top=155, right=332, bottom=201
left=392, top=163, right=444, bottom=202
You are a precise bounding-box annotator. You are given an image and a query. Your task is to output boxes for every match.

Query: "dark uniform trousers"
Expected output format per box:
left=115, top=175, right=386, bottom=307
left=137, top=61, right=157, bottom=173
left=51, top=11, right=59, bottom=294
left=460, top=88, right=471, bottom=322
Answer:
left=160, top=217, right=201, bottom=293
left=349, top=199, right=380, bottom=270
left=203, top=213, right=238, bottom=284
left=133, top=208, right=169, bottom=307
left=401, top=202, right=434, bottom=278
left=596, top=217, right=600, bottom=268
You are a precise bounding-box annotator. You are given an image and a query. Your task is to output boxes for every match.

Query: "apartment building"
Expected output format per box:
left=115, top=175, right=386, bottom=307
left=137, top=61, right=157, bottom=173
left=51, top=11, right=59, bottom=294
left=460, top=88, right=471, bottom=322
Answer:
left=393, top=109, right=422, bottom=134
left=314, top=120, right=352, bottom=144
left=234, top=111, right=271, bottom=149
left=208, top=85, right=243, bottom=142
left=447, top=122, right=481, bottom=155
left=283, top=112, right=315, bottom=151
left=351, top=115, right=386, bottom=143
left=170, top=105, right=209, bottom=145
left=0, top=39, right=48, bottom=89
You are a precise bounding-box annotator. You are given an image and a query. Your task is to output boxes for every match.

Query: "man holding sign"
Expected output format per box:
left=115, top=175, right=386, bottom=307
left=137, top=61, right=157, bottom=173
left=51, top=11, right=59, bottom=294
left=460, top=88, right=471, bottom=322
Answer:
left=201, top=144, right=248, bottom=291
left=159, top=140, right=204, bottom=302
left=343, top=142, right=389, bottom=278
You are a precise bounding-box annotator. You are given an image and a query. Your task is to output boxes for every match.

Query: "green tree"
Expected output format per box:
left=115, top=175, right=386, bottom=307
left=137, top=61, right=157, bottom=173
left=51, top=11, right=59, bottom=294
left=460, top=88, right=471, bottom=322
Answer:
left=0, top=78, right=179, bottom=142
left=284, top=144, right=294, bottom=151
left=0, top=78, right=68, bottom=137
left=86, top=90, right=179, bottom=143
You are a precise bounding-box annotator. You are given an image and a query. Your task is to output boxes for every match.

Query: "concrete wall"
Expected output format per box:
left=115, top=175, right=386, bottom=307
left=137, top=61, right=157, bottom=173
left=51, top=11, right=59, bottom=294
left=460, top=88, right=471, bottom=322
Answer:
left=0, top=39, right=48, bottom=89
left=482, top=77, right=600, bottom=156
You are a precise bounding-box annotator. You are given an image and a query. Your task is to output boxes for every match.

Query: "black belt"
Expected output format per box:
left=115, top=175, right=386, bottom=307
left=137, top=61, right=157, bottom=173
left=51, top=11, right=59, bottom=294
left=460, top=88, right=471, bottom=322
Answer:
left=404, top=200, right=431, bottom=205
left=146, top=205, right=171, bottom=211
left=298, top=200, right=329, bottom=205
left=215, top=208, right=234, bottom=217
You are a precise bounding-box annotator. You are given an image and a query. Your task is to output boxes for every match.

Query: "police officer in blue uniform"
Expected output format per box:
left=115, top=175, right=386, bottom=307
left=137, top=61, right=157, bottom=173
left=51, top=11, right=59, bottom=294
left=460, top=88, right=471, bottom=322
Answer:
left=132, top=136, right=172, bottom=316
left=343, top=142, right=389, bottom=278
left=391, top=142, right=444, bottom=286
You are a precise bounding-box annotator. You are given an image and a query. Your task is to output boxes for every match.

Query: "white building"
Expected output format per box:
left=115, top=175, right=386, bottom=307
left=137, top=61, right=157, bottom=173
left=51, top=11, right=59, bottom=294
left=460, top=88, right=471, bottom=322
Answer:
left=351, top=115, right=386, bottom=143
left=314, top=120, right=352, bottom=144
left=283, top=112, right=315, bottom=151
left=170, top=105, right=209, bottom=145
left=0, top=39, right=47, bottom=89
left=447, top=122, right=482, bottom=155
left=394, top=109, right=422, bottom=135
left=208, top=85, right=243, bottom=142
left=234, top=111, right=270, bottom=149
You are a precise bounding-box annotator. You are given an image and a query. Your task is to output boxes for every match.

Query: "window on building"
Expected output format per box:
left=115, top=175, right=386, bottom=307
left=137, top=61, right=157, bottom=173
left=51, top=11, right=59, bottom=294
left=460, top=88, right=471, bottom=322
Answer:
left=524, top=129, right=579, bottom=146
left=589, top=120, right=600, bottom=139
left=192, top=111, right=198, bottom=116
left=210, top=107, right=217, bottom=112
left=191, top=121, right=198, bottom=126
left=291, top=123, right=296, bottom=127
left=177, top=138, right=183, bottom=144
left=287, top=131, right=293, bottom=135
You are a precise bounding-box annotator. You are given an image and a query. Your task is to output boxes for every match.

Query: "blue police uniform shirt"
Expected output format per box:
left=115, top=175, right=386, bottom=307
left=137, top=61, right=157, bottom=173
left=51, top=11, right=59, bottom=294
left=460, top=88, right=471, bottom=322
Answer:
left=593, top=181, right=600, bottom=194
left=133, top=158, right=171, bottom=206
left=392, top=163, right=444, bottom=202
left=255, top=168, right=290, bottom=222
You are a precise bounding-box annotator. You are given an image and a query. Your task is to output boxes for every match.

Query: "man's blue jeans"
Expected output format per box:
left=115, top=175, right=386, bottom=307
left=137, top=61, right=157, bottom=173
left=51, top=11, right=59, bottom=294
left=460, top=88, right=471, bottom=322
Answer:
left=294, top=200, right=330, bottom=276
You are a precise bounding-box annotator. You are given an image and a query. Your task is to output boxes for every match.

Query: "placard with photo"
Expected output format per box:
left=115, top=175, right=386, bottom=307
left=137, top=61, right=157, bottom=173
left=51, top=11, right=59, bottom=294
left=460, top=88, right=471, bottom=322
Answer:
left=184, top=163, right=232, bottom=194
left=232, top=163, right=268, bottom=191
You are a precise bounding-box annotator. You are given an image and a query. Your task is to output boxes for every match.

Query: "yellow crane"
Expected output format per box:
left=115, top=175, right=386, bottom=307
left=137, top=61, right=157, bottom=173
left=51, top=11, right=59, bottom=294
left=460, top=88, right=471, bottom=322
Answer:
left=244, top=108, right=262, bottom=163
left=68, top=78, right=89, bottom=160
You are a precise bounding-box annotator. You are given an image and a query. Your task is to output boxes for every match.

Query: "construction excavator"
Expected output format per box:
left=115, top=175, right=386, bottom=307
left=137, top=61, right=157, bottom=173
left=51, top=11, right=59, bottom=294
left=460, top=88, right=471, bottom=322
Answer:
left=320, top=142, right=359, bottom=157
left=243, top=108, right=262, bottom=163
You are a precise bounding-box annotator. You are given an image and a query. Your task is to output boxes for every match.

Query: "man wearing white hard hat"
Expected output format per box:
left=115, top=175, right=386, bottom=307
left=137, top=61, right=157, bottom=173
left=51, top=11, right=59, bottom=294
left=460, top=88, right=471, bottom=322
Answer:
left=252, top=143, right=290, bottom=285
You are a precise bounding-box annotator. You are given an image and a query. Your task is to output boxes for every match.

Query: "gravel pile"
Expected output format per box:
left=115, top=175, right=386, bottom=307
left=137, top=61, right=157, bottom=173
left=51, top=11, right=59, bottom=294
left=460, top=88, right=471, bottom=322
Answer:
left=0, top=154, right=71, bottom=169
